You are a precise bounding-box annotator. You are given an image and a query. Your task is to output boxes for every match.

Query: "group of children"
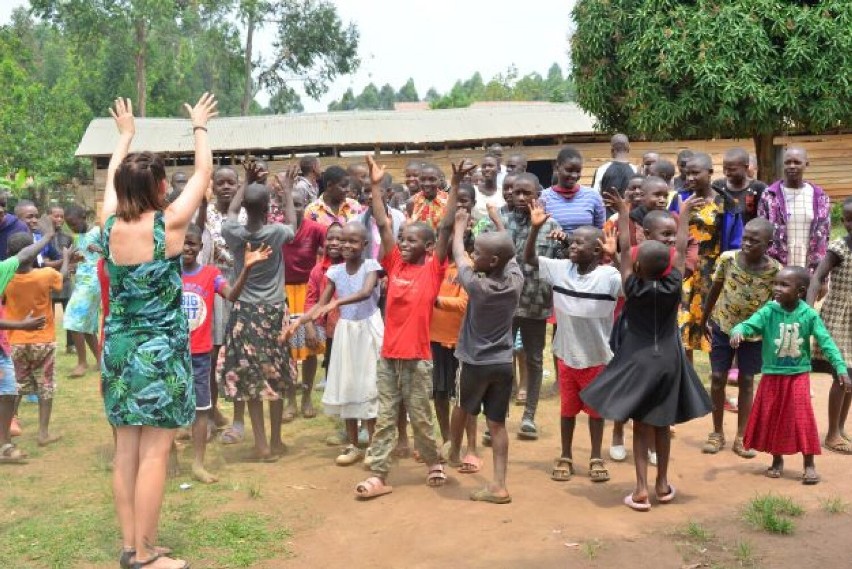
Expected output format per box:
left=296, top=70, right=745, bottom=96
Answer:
left=3, top=142, right=852, bottom=512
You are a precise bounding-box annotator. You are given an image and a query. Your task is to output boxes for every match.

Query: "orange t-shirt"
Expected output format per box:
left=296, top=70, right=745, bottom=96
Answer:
left=429, top=262, right=468, bottom=348
left=5, top=268, right=62, bottom=344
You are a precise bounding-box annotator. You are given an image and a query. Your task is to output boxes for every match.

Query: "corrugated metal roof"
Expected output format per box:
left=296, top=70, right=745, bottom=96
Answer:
left=75, top=103, right=597, bottom=157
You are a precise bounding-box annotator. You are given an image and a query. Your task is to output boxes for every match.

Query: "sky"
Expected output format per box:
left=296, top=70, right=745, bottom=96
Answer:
left=0, top=0, right=577, bottom=113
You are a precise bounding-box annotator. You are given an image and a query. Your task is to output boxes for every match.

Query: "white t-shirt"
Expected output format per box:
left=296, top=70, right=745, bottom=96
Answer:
left=591, top=161, right=638, bottom=193
left=538, top=257, right=621, bottom=368
left=471, top=185, right=507, bottom=221
left=783, top=184, right=814, bottom=268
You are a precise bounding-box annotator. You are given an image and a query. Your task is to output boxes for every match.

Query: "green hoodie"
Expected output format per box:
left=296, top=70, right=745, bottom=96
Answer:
left=731, top=300, right=847, bottom=376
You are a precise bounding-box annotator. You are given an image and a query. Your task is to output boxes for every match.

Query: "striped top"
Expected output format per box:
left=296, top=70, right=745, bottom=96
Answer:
left=541, top=186, right=606, bottom=233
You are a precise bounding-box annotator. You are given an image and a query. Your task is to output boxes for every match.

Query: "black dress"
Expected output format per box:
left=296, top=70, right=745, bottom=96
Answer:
left=581, top=269, right=712, bottom=427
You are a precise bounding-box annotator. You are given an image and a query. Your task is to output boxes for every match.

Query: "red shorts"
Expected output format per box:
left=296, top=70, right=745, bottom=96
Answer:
left=558, top=359, right=604, bottom=419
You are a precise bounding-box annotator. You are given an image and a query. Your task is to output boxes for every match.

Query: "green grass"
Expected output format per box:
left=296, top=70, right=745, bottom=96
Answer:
left=742, top=494, right=804, bottom=535
left=680, top=520, right=714, bottom=543
left=819, top=496, right=849, bottom=515
left=0, top=328, right=295, bottom=568
left=580, top=539, right=602, bottom=561
left=733, top=539, right=758, bottom=567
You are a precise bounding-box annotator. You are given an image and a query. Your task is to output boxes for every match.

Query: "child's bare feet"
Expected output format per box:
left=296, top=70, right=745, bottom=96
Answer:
left=270, top=442, right=288, bottom=456
left=300, top=396, right=316, bottom=419
left=393, top=442, right=411, bottom=458
left=282, top=402, right=297, bottom=423
left=191, top=463, right=219, bottom=484
left=37, top=434, right=62, bottom=447
left=69, top=364, right=88, bottom=378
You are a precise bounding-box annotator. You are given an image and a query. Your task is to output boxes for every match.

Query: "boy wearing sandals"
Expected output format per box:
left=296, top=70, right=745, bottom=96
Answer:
left=354, top=157, right=467, bottom=499
left=524, top=201, right=621, bottom=484
left=446, top=209, right=523, bottom=504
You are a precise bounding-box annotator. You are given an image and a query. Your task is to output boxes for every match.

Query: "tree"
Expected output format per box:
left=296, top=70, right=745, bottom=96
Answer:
left=424, top=87, right=440, bottom=103
left=237, top=0, right=359, bottom=115
left=570, top=0, right=852, bottom=180
left=378, top=83, right=396, bottom=110
left=396, top=78, right=419, bottom=102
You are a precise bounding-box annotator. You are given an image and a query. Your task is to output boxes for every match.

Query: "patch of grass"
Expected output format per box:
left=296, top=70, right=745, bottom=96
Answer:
left=734, top=539, right=757, bottom=567
left=681, top=520, right=714, bottom=543
left=581, top=539, right=602, bottom=561
left=819, top=496, right=849, bottom=515
left=742, top=494, right=803, bottom=535
left=248, top=479, right=262, bottom=499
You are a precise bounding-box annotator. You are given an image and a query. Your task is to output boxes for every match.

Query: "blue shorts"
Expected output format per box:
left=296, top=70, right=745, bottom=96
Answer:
left=192, top=353, right=212, bottom=411
left=0, top=353, right=16, bottom=396
left=709, top=323, right=762, bottom=377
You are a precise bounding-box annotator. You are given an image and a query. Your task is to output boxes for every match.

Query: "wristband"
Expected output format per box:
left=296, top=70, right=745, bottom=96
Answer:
left=193, top=126, right=208, bottom=133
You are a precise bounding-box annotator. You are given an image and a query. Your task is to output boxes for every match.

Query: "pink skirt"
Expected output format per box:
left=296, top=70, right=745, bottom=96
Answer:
left=743, top=372, right=821, bottom=456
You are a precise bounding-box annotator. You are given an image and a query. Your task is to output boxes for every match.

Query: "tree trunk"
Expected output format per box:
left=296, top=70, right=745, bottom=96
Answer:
left=753, top=132, right=777, bottom=184
left=135, top=18, right=147, bottom=117
left=240, top=11, right=255, bottom=116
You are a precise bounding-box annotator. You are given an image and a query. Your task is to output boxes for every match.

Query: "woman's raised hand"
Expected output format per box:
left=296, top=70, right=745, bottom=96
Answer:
left=109, top=98, right=135, bottom=137
left=183, top=92, right=219, bottom=129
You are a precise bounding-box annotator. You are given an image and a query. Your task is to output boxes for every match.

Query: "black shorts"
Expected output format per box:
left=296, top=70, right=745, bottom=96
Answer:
left=709, top=323, right=762, bottom=377
left=431, top=342, right=459, bottom=398
left=457, top=362, right=513, bottom=423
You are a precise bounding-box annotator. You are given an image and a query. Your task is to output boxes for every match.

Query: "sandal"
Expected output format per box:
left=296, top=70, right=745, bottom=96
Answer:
left=732, top=436, right=757, bottom=459
left=120, top=547, right=174, bottom=569
left=589, top=458, right=610, bottom=482
left=355, top=476, right=392, bottom=499
left=470, top=487, right=512, bottom=504
left=426, top=464, right=447, bottom=487
left=0, top=443, right=27, bottom=464
left=701, top=432, right=725, bottom=454
left=823, top=439, right=852, bottom=455
left=802, top=470, right=821, bottom=485
left=518, top=418, right=538, bottom=440
left=656, top=484, right=676, bottom=503
left=218, top=424, right=244, bottom=445
left=131, top=553, right=189, bottom=569
left=550, top=457, right=574, bottom=482
left=765, top=465, right=783, bottom=479
left=623, top=493, right=651, bottom=512
left=458, top=454, right=482, bottom=474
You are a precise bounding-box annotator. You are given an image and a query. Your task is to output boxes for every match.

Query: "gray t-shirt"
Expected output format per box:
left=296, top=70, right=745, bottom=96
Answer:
left=222, top=219, right=294, bottom=304
left=455, top=258, right=524, bottom=365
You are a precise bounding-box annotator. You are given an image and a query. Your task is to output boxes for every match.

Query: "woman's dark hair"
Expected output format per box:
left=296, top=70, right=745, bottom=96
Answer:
left=556, top=146, right=584, bottom=165
left=114, top=152, right=167, bottom=222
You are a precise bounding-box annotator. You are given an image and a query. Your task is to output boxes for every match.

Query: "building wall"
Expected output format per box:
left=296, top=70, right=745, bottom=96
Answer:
left=88, top=133, right=852, bottom=213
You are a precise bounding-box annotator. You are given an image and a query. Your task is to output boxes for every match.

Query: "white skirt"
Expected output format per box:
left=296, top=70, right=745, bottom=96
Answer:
left=322, top=311, right=384, bottom=419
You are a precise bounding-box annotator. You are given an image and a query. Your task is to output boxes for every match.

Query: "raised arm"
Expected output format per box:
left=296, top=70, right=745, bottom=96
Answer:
left=275, top=165, right=298, bottom=228
left=366, top=156, right=394, bottom=261
left=165, top=93, right=218, bottom=229
left=603, top=190, right=632, bottom=284
left=523, top=199, right=551, bottom=268
left=229, top=160, right=258, bottom=220
left=452, top=209, right=473, bottom=270
left=436, top=160, right=476, bottom=263
left=486, top=202, right=505, bottom=232
left=16, top=217, right=56, bottom=268
left=100, top=98, right=135, bottom=225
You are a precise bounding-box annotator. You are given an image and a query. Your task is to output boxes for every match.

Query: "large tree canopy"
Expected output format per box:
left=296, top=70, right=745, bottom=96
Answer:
left=571, top=0, right=852, bottom=179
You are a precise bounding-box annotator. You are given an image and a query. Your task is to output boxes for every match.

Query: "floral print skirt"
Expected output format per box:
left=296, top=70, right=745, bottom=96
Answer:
left=218, top=301, right=295, bottom=401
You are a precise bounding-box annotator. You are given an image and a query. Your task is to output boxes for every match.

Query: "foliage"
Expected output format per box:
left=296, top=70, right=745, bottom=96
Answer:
left=571, top=0, right=852, bottom=177
left=326, top=64, right=575, bottom=111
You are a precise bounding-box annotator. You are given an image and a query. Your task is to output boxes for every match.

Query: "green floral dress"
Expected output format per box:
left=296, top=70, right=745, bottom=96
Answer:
left=101, top=212, right=194, bottom=428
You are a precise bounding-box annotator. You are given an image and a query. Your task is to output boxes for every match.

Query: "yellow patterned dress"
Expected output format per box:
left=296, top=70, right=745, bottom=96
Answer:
left=679, top=195, right=723, bottom=351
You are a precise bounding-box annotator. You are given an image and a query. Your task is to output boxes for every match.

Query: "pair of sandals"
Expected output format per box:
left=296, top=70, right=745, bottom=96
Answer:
left=765, top=463, right=820, bottom=485
left=0, top=443, right=27, bottom=464
left=624, top=485, right=676, bottom=511
left=550, top=457, right=609, bottom=482
left=355, top=464, right=447, bottom=499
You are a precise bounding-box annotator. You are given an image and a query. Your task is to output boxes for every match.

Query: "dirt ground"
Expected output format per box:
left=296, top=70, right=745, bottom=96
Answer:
left=6, top=364, right=852, bottom=569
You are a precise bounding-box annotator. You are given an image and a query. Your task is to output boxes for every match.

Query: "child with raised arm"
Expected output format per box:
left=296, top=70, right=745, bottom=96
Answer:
left=353, top=156, right=466, bottom=499
left=181, top=223, right=270, bottom=482
left=5, top=233, right=70, bottom=448
left=285, top=221, right=383, bottom=467
left=525, top=200, right=621, bottom=484
left=733, top=266, right=851, bottom=484
left=807, top=196, right=852, bottom=454
left=698, top=218, right=780, bottom=458
left=581, top=190, right=711, bottom=511
left=446, top=208, right=523, bottom=503
left=0, top=219, right=57, bottom=463
left=219, top=163, right=296, bottom=462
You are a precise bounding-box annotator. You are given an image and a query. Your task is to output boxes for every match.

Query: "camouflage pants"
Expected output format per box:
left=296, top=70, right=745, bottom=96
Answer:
left=369, top=358, right=439, bottom=477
